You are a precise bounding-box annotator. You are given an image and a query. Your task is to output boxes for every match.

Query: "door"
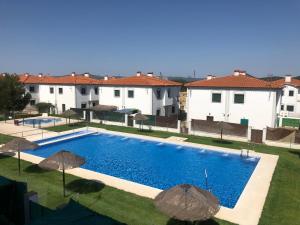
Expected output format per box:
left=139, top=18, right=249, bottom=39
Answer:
left=127, top=116, right=133, bottom=127
left=62, top=104, right=66, bottom=112
left=240, top=118, right=249, bottom=126
left=251, top=129, right=263, bottom=143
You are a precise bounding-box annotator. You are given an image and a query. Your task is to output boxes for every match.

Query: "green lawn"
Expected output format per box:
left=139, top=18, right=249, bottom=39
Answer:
left=0, top=134, right=232, bottom=225
left=2, top=122, right=300, bottom=225
left=0, top=133, right=14, bottom=144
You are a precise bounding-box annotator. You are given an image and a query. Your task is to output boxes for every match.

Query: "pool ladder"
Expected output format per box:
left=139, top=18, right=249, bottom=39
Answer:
left=240, top=149, right=249, bottom=158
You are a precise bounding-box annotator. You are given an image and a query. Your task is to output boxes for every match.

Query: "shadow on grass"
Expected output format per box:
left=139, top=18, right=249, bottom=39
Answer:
left=138, top=129, right=154, bottom=133
left=66, top=179, right=105, bottom=194
left=23, top=164, right=50, bottom=174
left=212, top=139, right=233, bottom=145
left=289, top=150, right=300, bottom=158
left=167, top=218, right=220, bottom=225
left=0, top=152, right=15, bottom=159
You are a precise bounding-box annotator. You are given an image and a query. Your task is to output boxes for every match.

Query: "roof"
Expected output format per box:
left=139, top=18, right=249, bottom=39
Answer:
left=100, top=74, right=182, bottom=87
left=19, top=74, right=100, bottom=85
left=185, top=72, right=278, bottom=89
left=270, top=77, right=300, bottom=88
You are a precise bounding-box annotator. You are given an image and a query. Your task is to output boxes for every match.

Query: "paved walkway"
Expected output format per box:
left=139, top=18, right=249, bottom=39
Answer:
left=0, top=121, right=57, bottom=139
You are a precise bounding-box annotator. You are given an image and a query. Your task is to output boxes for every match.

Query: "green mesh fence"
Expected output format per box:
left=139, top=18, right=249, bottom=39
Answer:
left=94, top=111, right=125, bottom=123
left=135, top=115, right=156, bottom=126
left=0, top=176, right=27, bottom=225
left=282, top=118, right=300, bottom=128
left=29, top=201, right=54, bottom=222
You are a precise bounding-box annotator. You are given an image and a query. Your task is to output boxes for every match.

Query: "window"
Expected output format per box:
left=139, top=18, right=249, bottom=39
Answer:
left=287, top=105, right=294, bottom=112
left=289, top=90, right=294, bottom=97
left=30, top=100, right=35, bottom=105
left=167, top=88, right=171, bottom=98
left=94, top=87, right=98, bottom=95
left=92, top=102, right=96, bottom=107
left=62, top=104, right=66, bottom=112
left=29, top=86, right=35, bottom=93
left=81, top=103, right=87, bottom=109
left=59, top=88, right=63, bottom=94
left=281, top=105, right=284, bottom=110
left=234, top=94, right=244, bottom=104
left=50, top=87, right=54, bottom=94
left=171, top=106, right=175, bottom=113
left=81, top=87, right=86, bottom=95
left=212, top=93, right=221, bottom=103
left=156, top=89, right=161, bottom=99
left=156, top=109, right=161, bottom=116
left=114, top=89, right=120, bottom=97
left=128, top=90, right=134, bottom=98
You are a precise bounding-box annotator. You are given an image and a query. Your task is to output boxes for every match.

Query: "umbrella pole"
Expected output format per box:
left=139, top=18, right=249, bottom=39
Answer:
left=18, top=150, right=21, bottom=175
left=63, top=167, right=66, bottom=197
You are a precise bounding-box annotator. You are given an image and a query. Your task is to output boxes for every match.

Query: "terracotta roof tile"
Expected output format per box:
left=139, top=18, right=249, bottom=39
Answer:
left=185, top=73, right=277, bottom=89
left=19, top=74, right=101, bottom=85
left=270, top=78, right=300, bottom=88
left=100, top=74, right=182, bottom=87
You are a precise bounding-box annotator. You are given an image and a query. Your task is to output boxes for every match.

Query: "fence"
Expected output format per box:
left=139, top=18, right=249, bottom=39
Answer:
left=135, top=115, right=178, bottom=129
left=266, top=127, right=295, bottom=142
left=190, top=119, right=248, bottom=141
left=93, top=111, right=125, bottom=123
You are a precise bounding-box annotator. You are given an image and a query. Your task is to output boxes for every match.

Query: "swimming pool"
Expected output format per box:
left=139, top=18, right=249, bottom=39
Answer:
left=23, top=117, right=62, bottom=125
left=27, top=132, right=259, bottom=208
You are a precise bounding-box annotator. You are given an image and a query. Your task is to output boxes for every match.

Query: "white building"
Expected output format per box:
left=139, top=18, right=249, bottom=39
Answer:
left=185, top=70, right=282, bottom=129
left=99, top=72, right=182, bottom=116
left=272, top=75, right=300, bottom=118
left=20, top=73, right=100, bottom=113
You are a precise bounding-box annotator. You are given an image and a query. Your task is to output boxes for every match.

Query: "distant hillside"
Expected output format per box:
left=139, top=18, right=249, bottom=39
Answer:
left=166, top=76, right=200, bottom=84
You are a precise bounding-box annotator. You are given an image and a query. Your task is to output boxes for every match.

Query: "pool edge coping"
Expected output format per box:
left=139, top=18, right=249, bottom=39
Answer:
left=22, top=126, right=279, bottom=225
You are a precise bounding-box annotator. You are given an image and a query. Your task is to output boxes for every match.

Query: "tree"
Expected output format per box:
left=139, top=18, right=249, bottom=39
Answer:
left=0, top=74, right=31, bottom=117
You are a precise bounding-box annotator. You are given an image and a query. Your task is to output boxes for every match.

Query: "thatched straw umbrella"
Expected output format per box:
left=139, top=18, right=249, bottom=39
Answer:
left=22, top=105, right=38, bottom=115
left=90, top=104, right=117, bottom=112
left=133, top=113, right=149, bottom=131
left=0, top=138, right=39, bottom=175
left=154, top=184, right=220, bottom=224
left=62, top=109, right=78, bottom=124
left=38, top=150, right=85, bottom=197
left=91, top=105, right=118, bottom=122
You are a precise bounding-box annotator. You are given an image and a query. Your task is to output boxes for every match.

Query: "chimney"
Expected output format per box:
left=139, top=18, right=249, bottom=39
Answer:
left=207, top=75, right=213, bottom=80
left=233, top=69, right=240, bottom=76
left=147, top=72, right=154, bottom=77
left=25, top=73, right=29, bottom=77
left=84, top=72, right=90, bottom=77
left=38, top=73, right=43, bottom=77
left=240, top=70, right=246, bottom=76
left=233, top=69, right=246, bottom=76
left=71, top=72, right=76, bottom=77
left=104, top=76, right=108, bottom=81
left=136, top=71, right=142, bottom=76
left=285, top=75, right=292, bottom=83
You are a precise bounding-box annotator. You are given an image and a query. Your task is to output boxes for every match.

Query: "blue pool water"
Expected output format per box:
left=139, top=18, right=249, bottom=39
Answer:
left=27, top=133, right=259, bottom=208
left=23, top=118, right=62, bottom=125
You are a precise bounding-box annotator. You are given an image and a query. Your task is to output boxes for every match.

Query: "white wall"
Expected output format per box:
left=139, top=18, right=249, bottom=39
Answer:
left=279, top=85, right=300, bottom=118
left=25, top=84, right=40, bottom=105
left=38, top=84, right=76, bottom=113
left=99, top=86, right=180, bottom=116
left=25, top=84, right=99, bottom=113
left=186, top=88, right=279, bottom=129
left=75, top=85, right=99, bottom=108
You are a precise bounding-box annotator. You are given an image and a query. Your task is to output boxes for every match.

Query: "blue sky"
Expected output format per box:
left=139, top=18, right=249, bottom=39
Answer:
left=0, top=0, right=299, bottom=77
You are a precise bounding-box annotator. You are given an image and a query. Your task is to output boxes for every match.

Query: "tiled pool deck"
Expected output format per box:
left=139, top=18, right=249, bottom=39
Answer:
left=8, top=126, right=278, bottom=225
